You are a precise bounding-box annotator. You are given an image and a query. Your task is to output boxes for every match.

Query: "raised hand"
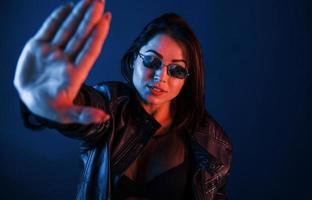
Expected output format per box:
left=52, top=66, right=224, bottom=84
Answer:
left=14, top=0, right=111, bottom=124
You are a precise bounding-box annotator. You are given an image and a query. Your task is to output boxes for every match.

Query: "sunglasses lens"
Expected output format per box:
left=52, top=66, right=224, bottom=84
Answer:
left=142, top=55, right=161, bottom=69
left=168, top=65, right=188, bottom=79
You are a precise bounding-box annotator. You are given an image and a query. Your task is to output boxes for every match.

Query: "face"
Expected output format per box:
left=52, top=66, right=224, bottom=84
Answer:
left=132, top=34, right=187, bottom=107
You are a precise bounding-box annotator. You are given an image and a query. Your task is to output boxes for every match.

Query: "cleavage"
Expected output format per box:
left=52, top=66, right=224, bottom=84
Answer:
left=123, top=131, right=185, bottom=183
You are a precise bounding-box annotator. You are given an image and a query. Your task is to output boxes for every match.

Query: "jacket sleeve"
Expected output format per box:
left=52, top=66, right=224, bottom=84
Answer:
left=20, top=84, right=112, bottom=145
left=214, top=140, right=232, bottom=200
left=196, top=111, right=232, bottom=200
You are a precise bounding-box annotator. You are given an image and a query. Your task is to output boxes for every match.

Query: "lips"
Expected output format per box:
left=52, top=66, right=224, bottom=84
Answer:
left=147, top=85, right=168, bottom=96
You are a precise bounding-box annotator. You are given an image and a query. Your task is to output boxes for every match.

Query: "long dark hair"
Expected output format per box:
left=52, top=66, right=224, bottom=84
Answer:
left=121, top=13, right=205, bottom=132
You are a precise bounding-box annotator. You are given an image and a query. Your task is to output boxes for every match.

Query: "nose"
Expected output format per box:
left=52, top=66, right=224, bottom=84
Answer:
left=153, top=66, right=168, bottom=83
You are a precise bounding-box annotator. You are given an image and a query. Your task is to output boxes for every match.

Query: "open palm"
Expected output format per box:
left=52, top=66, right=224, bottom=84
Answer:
left=14, top=0, right=111, bottom=124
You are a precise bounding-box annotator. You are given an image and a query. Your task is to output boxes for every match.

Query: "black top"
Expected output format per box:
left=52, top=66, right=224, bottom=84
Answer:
left=113, top=132, right=192, bottom=200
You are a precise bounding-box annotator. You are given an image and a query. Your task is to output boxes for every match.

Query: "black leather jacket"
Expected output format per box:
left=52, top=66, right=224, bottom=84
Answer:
left=21, top=81, right=232, bottom=200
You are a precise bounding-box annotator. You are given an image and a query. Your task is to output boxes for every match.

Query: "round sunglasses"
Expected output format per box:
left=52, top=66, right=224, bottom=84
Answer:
left=138, top=53, right=190, bottom=79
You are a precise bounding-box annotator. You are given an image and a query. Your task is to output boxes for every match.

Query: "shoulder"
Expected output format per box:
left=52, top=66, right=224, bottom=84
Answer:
left=199, top=112, right=231, bottom=147
left=192, top=112, right=232, bottom=164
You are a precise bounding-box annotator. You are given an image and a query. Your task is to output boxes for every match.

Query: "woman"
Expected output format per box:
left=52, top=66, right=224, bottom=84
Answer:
left=14, top=0, right=232, bottom=199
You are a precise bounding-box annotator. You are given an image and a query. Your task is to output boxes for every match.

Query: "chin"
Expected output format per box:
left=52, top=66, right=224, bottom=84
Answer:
left=144, top=96, right=159, bottom=105
left=145, top=95, right=170, bottom=106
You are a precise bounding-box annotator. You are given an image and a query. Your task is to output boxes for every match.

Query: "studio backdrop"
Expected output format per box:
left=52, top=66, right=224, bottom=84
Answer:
left=0, top=0, right=311, bottom=199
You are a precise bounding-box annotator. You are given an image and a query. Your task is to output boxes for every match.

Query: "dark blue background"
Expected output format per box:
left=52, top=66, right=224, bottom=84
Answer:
left=0, top=0, right=311, bottom=199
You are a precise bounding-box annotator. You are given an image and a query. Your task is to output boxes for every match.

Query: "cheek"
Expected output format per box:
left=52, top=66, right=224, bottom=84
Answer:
left=132, top=60, right=143, bottom=82
left=132, top=62, right=154, bottom=90
left=133, top=65, right=152, bottom=82
left=169, top=80, right=185, bottom=96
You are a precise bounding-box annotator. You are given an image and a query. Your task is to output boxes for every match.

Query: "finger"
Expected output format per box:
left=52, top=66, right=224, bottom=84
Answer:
left=34, top=3, right=73, bottom=41
left=51, top=0, right=92, bottom=47
left=64, top=0, right=105, bottom=57
left=74, top=13, right=112, bottom=80
left=67, top=105, right=110, bottom=124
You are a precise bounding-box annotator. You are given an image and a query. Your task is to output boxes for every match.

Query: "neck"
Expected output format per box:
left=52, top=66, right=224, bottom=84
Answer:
left=138, top=98, right=174, bottom=136
left=142, top=101, right=172, bottom=125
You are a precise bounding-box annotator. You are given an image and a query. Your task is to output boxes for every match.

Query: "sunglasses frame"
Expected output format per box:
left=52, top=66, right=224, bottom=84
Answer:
left=138, top=53, right=190, bottom=79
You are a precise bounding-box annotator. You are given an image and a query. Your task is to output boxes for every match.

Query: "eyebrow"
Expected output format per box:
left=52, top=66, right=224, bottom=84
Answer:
left=145, top=50, right=187, bottom=65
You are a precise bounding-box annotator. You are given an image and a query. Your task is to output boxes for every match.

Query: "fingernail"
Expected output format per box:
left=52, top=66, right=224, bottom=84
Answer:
left=66, top=2, right=73, bottom=8
left=60, top=2, right=72, bottom=11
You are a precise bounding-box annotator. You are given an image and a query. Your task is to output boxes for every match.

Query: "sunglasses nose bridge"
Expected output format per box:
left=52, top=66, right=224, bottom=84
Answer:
left=153, top=63, right=169, bottom=81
